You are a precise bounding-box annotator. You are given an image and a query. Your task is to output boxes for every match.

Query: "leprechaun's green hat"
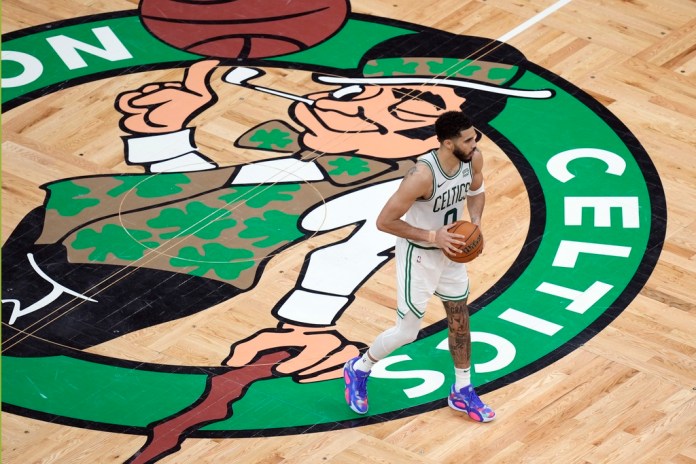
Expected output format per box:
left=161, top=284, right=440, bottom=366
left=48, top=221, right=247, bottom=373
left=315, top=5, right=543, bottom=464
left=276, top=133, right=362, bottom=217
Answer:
left=316, top=56, right=553, bottom=99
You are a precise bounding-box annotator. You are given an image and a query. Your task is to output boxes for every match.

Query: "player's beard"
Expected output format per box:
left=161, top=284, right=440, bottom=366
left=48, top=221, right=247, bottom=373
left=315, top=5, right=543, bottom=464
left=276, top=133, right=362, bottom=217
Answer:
left=453, top=146, right=475, bottom=162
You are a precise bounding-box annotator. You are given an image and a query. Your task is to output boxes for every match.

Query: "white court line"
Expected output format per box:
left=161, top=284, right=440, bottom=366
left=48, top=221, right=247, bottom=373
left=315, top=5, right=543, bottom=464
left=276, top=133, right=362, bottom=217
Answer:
left=497, top=0, right=573, bottom=42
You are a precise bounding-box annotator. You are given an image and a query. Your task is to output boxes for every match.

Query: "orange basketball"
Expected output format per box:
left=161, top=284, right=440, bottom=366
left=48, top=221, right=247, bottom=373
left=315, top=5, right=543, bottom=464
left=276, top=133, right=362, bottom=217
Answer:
left=140, top=0, right=349, bottom=59
left=446, top=220, right=484, bottom=263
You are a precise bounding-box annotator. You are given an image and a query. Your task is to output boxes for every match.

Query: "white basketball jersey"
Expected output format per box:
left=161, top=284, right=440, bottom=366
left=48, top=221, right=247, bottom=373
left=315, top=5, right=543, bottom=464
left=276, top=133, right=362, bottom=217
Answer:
left=404, top=150, right=473, bottom=246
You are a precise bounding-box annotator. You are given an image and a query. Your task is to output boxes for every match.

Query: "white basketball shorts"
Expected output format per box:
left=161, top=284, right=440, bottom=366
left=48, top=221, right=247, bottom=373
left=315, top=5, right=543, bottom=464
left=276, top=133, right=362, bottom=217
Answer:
left=395, top=237, right=470, bottom=319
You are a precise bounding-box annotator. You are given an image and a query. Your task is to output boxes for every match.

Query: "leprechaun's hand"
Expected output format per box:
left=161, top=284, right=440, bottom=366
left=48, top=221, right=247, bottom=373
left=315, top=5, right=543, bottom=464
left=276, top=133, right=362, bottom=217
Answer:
left=223, top=323, right=365, bottom=383
left=116, top=59, right=220, bottom=134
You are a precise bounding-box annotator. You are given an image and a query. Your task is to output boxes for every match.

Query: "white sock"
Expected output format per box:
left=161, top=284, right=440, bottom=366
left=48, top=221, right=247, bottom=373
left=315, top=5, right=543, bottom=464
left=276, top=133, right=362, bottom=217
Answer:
left=454, top=367, right=471, bottom=390
left=353, top=351, right=376, bottom=373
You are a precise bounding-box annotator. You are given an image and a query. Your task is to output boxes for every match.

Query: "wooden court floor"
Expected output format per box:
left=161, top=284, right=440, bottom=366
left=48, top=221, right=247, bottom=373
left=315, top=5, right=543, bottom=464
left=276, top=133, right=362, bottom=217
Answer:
left=2, top=0, right=695, bottom=462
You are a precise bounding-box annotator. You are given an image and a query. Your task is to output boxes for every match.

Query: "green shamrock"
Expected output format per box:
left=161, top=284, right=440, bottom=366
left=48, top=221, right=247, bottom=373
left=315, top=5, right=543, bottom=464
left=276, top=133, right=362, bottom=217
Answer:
left=107, top=173, right=191, bottom=198
left=239, top=210, right=302, bottom=248
left=147, top=202, right=237, bottom=240
left=327, top=157, right=370, bottom=176
left=170, top=243, right=255, bottom=280
left=46, top=181, right=100, bottom=217
left=71, top=224, right=159, bottom=261
left=249, top=128, right=294, bottom=150
left=219, top=184, right=300, bottom=209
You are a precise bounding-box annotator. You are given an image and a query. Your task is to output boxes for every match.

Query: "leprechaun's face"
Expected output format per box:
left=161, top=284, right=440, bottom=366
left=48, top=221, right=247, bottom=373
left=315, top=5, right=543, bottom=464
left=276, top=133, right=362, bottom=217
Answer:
left=293, top=83, right=466, bottom=158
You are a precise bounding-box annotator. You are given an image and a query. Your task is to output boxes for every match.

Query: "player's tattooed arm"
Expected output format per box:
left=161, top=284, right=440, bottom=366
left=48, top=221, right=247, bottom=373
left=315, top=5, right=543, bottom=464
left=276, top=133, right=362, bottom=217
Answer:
left=405, top=165, right=419, bottom=177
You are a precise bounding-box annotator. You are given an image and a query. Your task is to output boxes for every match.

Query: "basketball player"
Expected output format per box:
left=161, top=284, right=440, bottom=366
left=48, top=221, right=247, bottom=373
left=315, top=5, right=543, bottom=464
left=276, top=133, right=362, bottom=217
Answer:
left=343, top=111, right=496, bottom=422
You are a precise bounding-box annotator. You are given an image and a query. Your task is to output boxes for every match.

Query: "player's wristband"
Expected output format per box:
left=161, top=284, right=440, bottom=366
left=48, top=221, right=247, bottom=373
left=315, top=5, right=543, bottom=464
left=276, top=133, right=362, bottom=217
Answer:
left=467, top=181, right=485, bottom=196
left=428, top=230, right=436, bottom=243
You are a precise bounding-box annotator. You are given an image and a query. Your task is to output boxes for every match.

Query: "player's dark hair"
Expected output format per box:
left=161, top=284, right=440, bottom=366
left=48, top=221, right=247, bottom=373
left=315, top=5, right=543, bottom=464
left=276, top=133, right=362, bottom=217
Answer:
left=435, top=111, right=473, bottom=142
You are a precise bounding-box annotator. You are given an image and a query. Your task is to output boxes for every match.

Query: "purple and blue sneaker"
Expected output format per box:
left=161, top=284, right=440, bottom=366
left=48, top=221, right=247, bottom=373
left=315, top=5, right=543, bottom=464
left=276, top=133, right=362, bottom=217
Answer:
left=448, top=384, right=496, bottom=422
left=343, top=356, right=369, bottom=414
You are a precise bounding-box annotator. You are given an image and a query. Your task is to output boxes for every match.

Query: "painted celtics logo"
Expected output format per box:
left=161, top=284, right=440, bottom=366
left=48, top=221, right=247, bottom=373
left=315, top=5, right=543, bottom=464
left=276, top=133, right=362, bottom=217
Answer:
left=2, top=2, right=665, bottom=464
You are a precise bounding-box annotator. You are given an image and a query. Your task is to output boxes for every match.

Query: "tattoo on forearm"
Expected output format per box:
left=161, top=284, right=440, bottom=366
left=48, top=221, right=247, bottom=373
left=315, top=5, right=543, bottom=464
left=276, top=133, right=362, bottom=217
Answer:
left=444, top=300, right=471, bottom=368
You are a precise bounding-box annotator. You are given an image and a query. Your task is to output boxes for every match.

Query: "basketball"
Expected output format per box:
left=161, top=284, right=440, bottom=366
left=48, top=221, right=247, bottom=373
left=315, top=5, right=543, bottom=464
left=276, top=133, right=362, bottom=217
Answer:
left=140, top=0, right=350, bottom=59
left=446, top=220, right=484, bottom=263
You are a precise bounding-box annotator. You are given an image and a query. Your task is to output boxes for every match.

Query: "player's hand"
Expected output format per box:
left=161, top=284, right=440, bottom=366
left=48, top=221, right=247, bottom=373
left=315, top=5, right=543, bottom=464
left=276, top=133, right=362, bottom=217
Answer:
left=223, top=323, right=365, bottom=383
left=116, top=59, right=220, bottom=134
left=434, top=224, right=466, bottom=256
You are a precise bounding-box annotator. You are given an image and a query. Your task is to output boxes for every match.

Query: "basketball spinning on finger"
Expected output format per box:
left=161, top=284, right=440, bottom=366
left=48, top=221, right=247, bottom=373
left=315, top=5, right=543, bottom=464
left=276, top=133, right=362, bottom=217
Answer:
left=446, top=220, right=484, bottom=263
left=139, top=0, right=350, bottom=59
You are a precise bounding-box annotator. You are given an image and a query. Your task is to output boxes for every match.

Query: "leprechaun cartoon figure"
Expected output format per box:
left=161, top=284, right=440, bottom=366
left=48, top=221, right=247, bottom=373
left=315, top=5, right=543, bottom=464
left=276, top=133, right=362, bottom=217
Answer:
left=2, top=32, right=551, bottom=383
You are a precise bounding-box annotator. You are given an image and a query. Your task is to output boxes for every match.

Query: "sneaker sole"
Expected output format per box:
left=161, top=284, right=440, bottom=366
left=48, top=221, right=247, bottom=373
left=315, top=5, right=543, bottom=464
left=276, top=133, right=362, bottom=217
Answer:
left=348, top=401, right=368, bottom=415
left=448, top=397, right=495, bottom=423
